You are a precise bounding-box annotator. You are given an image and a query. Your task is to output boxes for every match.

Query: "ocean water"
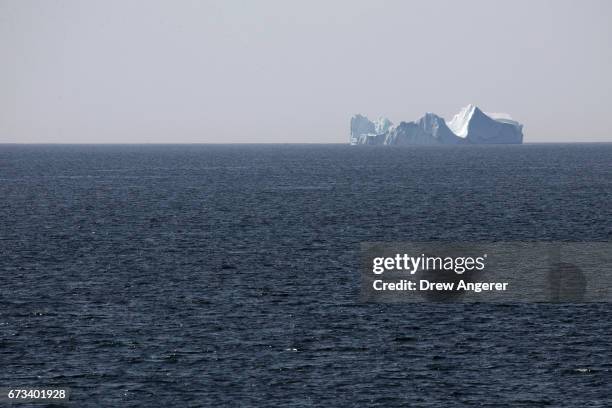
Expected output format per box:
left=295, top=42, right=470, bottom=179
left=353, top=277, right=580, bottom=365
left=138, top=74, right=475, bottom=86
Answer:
left=1, top=144, right=611, bottom=407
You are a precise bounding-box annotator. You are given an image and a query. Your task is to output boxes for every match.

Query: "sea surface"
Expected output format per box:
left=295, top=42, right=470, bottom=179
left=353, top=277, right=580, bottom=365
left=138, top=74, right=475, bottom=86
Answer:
left=1, top=144, right=611, bottom=407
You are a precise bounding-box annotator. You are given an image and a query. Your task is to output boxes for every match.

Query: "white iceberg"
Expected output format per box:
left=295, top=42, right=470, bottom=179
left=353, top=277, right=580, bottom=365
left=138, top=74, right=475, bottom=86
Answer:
left=350, top=104, right=523, bottom=145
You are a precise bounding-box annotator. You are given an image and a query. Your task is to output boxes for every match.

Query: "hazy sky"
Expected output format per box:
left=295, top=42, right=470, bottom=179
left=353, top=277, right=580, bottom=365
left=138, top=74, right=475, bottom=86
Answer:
left=1, top=0, right=611, bottom=143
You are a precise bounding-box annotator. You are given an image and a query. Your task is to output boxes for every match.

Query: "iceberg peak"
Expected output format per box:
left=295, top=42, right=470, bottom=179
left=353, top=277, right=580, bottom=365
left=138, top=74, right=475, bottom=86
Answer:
left=446, top=104, right=478, bottom=138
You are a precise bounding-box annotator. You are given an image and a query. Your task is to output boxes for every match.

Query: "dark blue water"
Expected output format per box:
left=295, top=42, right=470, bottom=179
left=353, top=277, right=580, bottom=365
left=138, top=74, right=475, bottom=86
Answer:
left=1, top=144, right=611, bottom=407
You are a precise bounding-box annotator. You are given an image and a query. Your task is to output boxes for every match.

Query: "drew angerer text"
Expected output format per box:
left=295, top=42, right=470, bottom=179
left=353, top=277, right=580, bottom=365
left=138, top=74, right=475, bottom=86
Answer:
left=372, top=279, right=508, bottom=293
left=370, top=253, right=508, bottom=293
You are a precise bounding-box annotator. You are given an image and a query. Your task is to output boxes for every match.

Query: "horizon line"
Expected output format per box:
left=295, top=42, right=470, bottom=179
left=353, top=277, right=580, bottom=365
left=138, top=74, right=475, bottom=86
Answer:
left=2, top=142, right=612, bottom=146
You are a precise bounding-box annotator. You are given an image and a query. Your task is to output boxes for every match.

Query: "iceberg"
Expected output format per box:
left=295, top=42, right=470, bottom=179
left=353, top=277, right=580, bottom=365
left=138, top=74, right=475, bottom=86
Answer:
left=350, top=115, right=394, bottom=145
left=350, top=104, right=523, bottom=145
